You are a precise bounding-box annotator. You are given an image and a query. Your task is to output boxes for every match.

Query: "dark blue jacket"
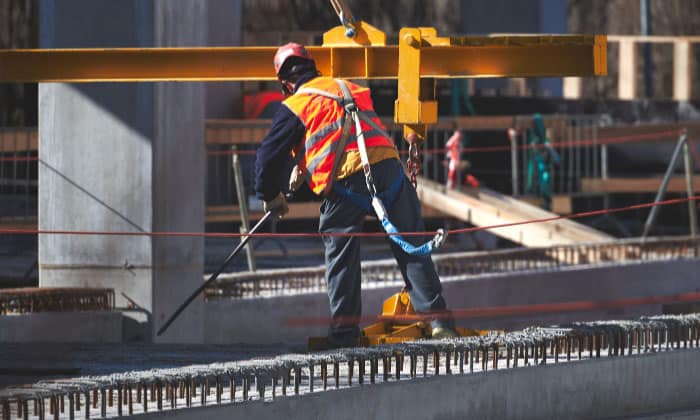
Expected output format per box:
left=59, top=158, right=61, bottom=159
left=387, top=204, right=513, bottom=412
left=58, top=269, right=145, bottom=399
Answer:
left=254, top=73, right=318, bottom=201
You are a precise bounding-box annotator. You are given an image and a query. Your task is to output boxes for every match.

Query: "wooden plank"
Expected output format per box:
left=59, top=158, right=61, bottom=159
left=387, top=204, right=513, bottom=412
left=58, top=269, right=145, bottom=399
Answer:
left=0, top=216, right=37, bottom=230
left=519, top=195, right=573, bottom=215
left=674, top=41, right=692, bottom=102
left=618, top=39, right=638, bottom=100
left=0, top=129, right=38, bottom=152
left=415, top=176, right=611, bottom=247
left=581, top=176, right=700, bottom=193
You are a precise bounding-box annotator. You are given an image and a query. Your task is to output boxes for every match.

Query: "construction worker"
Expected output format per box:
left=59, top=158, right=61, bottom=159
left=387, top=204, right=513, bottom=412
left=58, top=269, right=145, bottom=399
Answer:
left=255, top=42, right=456, bottom=347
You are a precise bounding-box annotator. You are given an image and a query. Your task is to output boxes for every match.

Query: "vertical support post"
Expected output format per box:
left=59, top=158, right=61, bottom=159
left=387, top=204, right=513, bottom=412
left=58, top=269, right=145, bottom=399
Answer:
left=395, top=27, right=442, bottom=143
left=231, top=146, right=256, bottom=271
left=673, top=40, right=692, bottom=102
left=642, top=135, right=686, bottom=238
left=640, top=0, right=653, bottom=98
left=618, top=39, right=638, bottom=100
left=508, top=128, right=519, bottom=196
left=563, top=77, right=582, bottom=99
left=682, top=133, right=697, bottom=237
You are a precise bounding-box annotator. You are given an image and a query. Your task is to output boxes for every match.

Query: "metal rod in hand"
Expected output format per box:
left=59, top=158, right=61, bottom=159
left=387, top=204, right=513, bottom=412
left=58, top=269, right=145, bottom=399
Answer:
left=156, top=210, right=273, bottom=336
left=642, top=134, right=686, bottom=238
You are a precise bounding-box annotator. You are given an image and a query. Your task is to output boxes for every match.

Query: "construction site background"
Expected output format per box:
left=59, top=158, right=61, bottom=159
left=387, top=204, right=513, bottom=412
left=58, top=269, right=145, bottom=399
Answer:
left=3, top=0, right=700, bottom=126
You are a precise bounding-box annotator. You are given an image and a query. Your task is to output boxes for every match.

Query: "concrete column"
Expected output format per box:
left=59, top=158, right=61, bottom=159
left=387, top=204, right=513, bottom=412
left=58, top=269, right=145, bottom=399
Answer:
left=38, top=0, right=207, bottom=343
left=206, top=0, right=244, bottom=119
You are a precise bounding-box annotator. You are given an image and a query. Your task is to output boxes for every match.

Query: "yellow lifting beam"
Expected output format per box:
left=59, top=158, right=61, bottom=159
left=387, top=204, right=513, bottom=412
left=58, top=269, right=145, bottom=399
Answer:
left=0, top=21, right=607, bottom=141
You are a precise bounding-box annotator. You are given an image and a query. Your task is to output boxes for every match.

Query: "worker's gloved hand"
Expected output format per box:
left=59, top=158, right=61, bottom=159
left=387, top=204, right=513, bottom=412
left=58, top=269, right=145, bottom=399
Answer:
left=264, top=192, right=289, bottom=219
left=288, top=165, right=304, bottom=192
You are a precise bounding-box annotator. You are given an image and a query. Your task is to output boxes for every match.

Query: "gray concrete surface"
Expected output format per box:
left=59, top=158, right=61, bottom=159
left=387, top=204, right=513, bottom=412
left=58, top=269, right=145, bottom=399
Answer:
left=135, top=348, right=700, bottom=420
left=38, top=0, right=210, bottom=343
left=205, top=258, right=700, bottom=344
left=0, top=311, right=122, bottom=343
left=0, top=342, right=292, bottom=388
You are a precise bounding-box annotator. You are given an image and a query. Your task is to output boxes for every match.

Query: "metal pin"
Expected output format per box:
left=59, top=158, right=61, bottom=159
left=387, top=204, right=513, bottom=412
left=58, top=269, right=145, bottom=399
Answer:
left=370, top=358, right=377, bottom=383
left=281, top=370, right=288, bottom=396
left=294, top=367, right=301, bottom=395
left=334, top=362, right=339, bottom=389
left=445, top=351, right=451, bottom=374
left=69, top=394, right=75, bottom=420
left=433, top=351, right=440, bottom=376
left=157, top=382, right=163, bottom=410
left=216, top=376, right=222, bottom=404
left=85, top=391, right=90, bottom=419
left=242, top=376, right=249, bottom=401
left=272, top=375, right=277, bottom=400
left=321, top=362, right=328, bottom=390
left=101, top=389, right=107, bottom=417
left=143, top=384, right=148, bottom=413
left=116, top=387, right=122, bottom=417
left=358, top=358, right=364, bottom=385
left=128, top=386, right=133, bottom=415
left=348, top=360, right=353, bottom=386
left=395, top=353, right=401, bottom=380
left=459, top=350, right=464, bottom=373
left=383, top=357, right=389, bottom=382
left=257, top=375, right=265, bottom=401
left=200, top=380, right=206, bottom=406
left=309, top=364, right=315, bottom=392
left=423, top=354, right=428, bottom=377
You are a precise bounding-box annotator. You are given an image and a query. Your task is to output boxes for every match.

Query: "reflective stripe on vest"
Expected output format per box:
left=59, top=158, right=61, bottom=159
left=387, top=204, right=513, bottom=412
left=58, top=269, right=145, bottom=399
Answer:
left=283, top=77, right=395, bottom=195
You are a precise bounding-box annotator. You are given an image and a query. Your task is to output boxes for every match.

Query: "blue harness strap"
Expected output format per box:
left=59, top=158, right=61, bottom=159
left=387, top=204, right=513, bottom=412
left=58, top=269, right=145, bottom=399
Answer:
left=332, top=171, right=404, bottom=214
left=332, top=172, right=446, bottom=257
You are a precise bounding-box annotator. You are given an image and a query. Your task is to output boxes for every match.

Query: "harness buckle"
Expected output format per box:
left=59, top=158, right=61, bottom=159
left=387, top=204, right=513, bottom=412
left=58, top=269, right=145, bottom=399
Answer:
left=431, top=228, right=447, bottom=249
left=344, top=102, right=358, bottom=113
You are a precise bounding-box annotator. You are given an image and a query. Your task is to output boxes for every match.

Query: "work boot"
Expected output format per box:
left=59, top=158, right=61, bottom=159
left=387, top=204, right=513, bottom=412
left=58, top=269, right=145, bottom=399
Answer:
left=431, top=326, right=459, bottom=339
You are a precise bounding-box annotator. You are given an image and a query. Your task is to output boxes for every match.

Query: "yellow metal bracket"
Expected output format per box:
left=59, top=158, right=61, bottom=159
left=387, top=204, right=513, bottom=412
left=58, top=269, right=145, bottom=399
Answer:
left=394, top=27, right=448, bottom=142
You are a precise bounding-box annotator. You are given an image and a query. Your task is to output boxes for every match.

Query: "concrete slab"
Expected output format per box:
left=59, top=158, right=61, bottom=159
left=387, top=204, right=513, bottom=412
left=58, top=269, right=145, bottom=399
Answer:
left=0, top=311, right=122, bottom=343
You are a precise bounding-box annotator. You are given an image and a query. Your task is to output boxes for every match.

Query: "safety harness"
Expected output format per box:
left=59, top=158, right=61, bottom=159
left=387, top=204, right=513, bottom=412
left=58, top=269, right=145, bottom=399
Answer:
left=296, top=79, right=446, bottom=257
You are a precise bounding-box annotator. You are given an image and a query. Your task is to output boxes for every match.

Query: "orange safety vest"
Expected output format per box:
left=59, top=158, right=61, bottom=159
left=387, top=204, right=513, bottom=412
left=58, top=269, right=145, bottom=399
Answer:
left=282, top=76, right=399, bottom=195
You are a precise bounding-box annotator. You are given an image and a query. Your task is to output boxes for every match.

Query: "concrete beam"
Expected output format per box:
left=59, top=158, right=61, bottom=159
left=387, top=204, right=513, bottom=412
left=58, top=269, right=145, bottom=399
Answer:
left=137, top=349, right=700, bottom=420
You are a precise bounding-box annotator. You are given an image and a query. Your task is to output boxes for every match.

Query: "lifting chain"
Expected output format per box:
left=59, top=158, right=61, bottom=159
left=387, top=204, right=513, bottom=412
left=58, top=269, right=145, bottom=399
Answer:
left=407, top=141, right=421, bottom=189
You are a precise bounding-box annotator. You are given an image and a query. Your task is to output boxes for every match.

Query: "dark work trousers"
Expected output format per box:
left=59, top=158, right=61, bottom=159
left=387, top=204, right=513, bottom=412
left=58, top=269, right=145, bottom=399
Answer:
left=319, top=158, right=454, bottom=345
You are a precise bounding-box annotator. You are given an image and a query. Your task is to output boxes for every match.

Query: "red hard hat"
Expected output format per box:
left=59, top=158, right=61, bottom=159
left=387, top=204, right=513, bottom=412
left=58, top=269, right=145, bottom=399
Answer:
left=274, top=42, right=314, bottom=76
